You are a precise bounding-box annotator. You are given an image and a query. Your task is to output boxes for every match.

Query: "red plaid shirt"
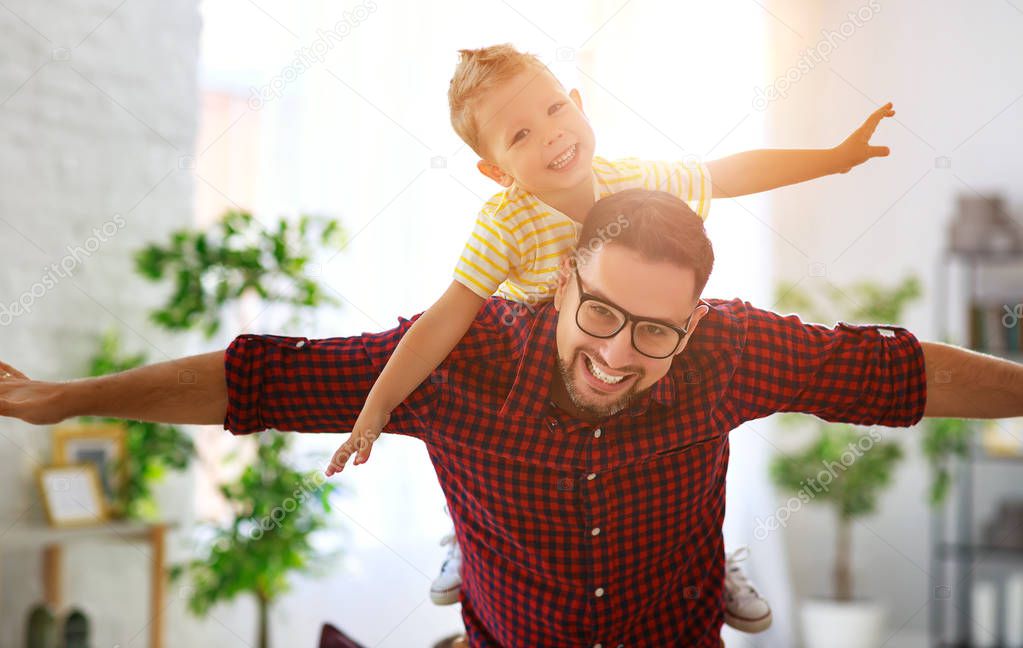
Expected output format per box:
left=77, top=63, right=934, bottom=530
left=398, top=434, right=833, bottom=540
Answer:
left=223, top=298, right=927, bottom=647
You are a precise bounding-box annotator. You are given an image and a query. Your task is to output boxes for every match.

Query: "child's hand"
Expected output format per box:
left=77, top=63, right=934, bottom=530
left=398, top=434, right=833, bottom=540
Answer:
left=325, top=407, right=391, bottom=477
left=834, top=102, right=895, bottom=173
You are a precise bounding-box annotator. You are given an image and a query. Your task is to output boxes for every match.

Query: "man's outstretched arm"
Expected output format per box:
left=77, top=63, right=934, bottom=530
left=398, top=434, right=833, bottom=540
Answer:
left=922, top=341, right=1023, bottom=418
left=0, top=352, right=226, bottom=426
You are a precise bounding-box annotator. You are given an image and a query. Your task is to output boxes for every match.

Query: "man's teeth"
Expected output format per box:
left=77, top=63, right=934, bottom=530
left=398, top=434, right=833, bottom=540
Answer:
left=548, top=144, right=577, bottom=169
left=585, top=356, right=625, bottom=384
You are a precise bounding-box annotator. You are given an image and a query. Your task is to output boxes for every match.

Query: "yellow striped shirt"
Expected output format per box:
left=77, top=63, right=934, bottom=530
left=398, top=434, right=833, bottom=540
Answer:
left=453, top=155, right=712, bottom=303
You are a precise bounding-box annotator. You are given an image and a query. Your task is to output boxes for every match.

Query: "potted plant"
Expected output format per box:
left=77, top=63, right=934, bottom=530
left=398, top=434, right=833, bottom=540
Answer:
left=135, top=210, right=348, bottom=647
left=921, top=416, right=972, bottom=506
left=770, top=426, right=903, bottom=648
left=169, top=434, right=338, bottom=648
left=77, top=329, right=195, bottom=520
left=770, top=276, right=920, bottom=648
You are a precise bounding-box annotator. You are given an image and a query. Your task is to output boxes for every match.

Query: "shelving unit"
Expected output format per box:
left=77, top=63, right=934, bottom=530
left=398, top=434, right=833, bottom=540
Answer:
left=0, top=521, right=170, bottom=648
left=930, top=248, right=1023, bottom=647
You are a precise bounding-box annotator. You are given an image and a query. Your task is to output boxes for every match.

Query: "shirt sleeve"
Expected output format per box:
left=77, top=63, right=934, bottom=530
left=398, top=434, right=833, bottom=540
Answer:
left=453, top=209, right=521, bottom=299
left=727, top=304, right=928, bottom=427
left=222, top=315, right=437, bottom=439
left=636, top=158, right=712, bottom=221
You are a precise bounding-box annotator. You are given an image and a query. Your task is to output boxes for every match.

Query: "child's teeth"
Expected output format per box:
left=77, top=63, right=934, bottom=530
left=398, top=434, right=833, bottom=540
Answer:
left=549, top=144, right=577, bottom=169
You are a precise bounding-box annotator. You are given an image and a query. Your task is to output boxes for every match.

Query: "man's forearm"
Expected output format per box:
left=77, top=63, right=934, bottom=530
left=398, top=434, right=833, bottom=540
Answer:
left=706, top=148, right=846, bottom=198
left=922, top=341, right=1023, bottom=418
left=60, top=350, right=227, bottom=425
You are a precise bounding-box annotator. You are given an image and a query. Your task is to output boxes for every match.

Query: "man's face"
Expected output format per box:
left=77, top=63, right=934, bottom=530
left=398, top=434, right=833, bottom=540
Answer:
left=551, top=245, right=709, bottom=419
left=474, top=68, right=596, bottom=196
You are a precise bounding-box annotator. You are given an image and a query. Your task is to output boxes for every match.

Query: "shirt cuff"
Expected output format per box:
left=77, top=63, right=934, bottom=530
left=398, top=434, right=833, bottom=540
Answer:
left=222, top=333, right=310, bottom=435
left=835, top=322, right=928, bottom=427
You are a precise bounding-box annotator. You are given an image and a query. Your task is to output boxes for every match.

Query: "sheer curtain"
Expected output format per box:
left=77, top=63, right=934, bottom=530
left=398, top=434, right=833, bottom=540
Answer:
left=196, top=1, right=791, bottom=645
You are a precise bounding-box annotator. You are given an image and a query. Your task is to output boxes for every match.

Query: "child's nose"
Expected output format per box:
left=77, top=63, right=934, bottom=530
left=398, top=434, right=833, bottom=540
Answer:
left=545, top=129, right=565, bottom=147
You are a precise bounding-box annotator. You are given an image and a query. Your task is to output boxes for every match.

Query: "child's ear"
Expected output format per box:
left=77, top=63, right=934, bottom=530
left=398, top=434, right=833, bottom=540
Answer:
left=477, top=159, right=513, bottom=187
left=569, top=88, right=584, bottom=114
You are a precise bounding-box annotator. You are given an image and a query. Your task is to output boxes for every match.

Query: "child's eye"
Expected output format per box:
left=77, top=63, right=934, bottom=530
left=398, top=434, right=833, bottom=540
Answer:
left=548, top=102, right=564, bottom=115
left=511, top=129, right=528, bottom=145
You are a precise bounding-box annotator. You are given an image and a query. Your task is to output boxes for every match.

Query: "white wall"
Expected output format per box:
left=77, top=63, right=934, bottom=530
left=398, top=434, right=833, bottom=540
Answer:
left=762, top=0, right=1023, bottom=644
left=0, top=1, right=210, bottom=646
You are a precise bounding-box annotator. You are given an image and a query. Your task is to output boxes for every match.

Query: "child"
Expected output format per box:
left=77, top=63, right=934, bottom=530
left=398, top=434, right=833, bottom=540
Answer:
left=325, top=44, right=894, bottom=633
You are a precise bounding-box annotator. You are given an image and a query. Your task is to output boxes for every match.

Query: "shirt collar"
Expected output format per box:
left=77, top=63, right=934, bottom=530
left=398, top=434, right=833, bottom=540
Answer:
left=497, top=301, right=677, bottom=421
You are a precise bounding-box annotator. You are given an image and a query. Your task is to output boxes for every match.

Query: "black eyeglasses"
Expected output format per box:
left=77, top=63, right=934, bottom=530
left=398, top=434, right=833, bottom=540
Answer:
left=572, top=268, right=695, bottom=359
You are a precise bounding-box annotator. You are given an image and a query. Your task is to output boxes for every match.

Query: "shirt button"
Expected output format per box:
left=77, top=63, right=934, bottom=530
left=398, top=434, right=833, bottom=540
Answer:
left=593, top=428, right=602, bottom=438
left=594, top=587, right=605, bottom=597
left=295, top=340, right=306, bottom=348
left=591, top=527, right=601, bottom=536
left=587, top=473, right=597, bottom=481
left=594, top=644, right=602, bottom=648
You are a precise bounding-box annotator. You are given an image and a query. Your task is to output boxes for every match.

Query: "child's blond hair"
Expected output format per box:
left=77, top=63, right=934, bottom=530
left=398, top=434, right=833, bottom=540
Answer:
left=447, top=44, right=557, bottom=158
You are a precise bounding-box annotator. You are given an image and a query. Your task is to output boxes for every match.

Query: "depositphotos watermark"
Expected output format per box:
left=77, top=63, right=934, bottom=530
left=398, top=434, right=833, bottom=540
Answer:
left=498, top=214, right=631, bottom=327
left=248, top=1, right=378, bottom=111
left=1003, top=304, right=1022, bottom=328
left=248, top=472, right=329, bottom=539
left=752, top=428, right=883, bottom=541
left=752, top=0, right=882, bottom=111
left=0, top=214, right=127, bottom=326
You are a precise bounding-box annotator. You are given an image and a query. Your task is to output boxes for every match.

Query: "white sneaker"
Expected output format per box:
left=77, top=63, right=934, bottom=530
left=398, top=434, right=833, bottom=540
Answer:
left=723, top=546, right=772, bottom=633
left=430, top=531, right=462, bottom=605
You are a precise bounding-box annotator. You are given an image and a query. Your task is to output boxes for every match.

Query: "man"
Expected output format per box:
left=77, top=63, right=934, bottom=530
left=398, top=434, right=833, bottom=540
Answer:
left=1, top=189, right=1020, bottom=646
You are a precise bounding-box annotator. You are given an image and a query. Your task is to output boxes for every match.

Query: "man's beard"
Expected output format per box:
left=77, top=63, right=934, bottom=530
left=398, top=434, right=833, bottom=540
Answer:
left=555, top=349, right=644, bottom=419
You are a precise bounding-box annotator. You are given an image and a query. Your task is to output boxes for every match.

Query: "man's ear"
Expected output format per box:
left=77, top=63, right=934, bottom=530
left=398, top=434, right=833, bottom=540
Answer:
left=674, top=303, right=711, bottom=355
left=552, top=255, right=575, bottom=311
left=477, top=159, right=513, bottom=187
left=569, top=88, right=584, bottom=114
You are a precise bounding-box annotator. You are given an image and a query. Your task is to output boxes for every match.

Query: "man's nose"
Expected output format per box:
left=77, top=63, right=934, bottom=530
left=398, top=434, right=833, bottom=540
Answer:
left=600, top=323, right=638, bottom=369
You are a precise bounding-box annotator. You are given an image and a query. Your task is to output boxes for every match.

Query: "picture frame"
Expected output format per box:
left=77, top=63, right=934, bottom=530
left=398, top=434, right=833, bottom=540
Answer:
left=52, top=423, right=126, bottom=511
left=36, top=464, right=108, bottom=527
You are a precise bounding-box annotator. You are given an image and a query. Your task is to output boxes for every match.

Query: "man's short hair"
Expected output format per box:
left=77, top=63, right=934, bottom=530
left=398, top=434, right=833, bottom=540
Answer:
left=575, top=188, right=715, bottom=298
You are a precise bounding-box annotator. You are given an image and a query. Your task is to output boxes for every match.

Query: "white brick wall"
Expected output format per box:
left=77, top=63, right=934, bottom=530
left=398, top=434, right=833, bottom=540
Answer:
left=0, top=1, right=220, bottom=646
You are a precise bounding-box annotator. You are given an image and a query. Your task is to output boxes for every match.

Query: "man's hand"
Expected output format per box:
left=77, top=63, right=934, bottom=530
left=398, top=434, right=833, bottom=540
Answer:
left=833, top=102, right=895, bottom=173
left=1, top=351, right=226, bottom=427
left=324, top=406, right=391, bottom=476
left=0, top=361, right=67, bottom=425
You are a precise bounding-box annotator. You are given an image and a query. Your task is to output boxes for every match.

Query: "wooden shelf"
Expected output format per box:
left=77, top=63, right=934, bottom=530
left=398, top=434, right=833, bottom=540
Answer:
left=0, top=521, right=172, bottom=648
left=0, top=520, right=172, bottom=547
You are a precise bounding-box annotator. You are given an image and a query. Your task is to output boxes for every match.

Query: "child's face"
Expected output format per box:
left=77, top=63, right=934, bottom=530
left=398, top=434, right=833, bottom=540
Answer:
left=474, top=69, right=596, bottom=195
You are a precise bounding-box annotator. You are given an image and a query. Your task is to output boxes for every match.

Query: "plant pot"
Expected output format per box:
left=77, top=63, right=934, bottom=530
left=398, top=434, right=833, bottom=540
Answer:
left=800, top=598, right=885, bottom=648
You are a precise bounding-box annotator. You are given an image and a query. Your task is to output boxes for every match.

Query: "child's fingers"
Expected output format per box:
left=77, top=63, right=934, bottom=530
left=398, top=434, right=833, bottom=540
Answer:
left=355, top=441, right=374, bottom=466
left=325, top=439, right=357, bottom=476
left=867, top=145, right=890, bottom=158
left=866, top=102, right=894, bottom=127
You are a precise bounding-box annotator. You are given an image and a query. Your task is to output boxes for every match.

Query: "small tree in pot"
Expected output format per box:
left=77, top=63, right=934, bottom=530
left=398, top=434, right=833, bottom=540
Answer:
left=169, top=434, right=338, bottom=648
left=770, top=426, right=903, bottom=600
left=136, top=210, right=348, bottom=648
left=769, top=276, right=920, bottom=648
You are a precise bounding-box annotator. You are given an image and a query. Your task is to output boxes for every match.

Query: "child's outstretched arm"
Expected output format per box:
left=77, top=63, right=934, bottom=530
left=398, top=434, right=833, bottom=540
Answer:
left=325, top=280, right=486, bottom=476
left=706, top=102, right=895, bottom=198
